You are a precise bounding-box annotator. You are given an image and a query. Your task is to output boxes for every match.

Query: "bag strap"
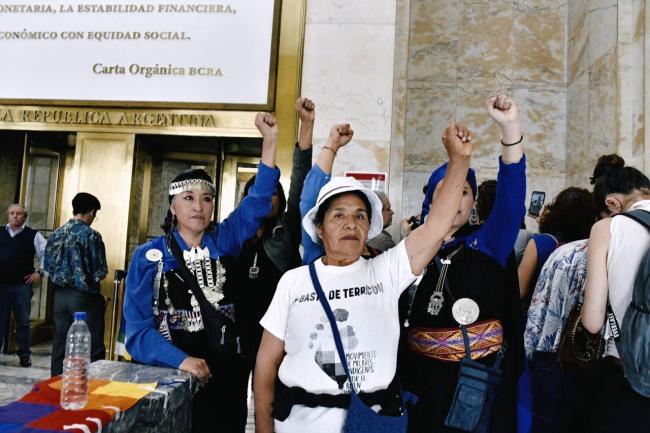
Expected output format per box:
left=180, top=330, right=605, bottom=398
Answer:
left=167, top=233, right=206, bottom=299
left=308, top=262, right=356, bottom=393
left=619, top=209, right=650, bottom=231
left=433, top=252, right=504, bottom=368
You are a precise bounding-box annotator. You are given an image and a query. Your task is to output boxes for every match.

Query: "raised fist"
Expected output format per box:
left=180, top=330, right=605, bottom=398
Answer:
left=295, top=97, right=315, bottom=123
left=255, top=113, right=278, bottom=138
left=486, top=94, right=519, bottom=127
left=327, top=124, right=354, bottom=149
left=441, top=121, right=472, bottom=159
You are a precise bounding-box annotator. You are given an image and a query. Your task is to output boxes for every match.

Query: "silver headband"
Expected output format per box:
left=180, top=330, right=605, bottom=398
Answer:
left=168, top=179, right=216, bottom=196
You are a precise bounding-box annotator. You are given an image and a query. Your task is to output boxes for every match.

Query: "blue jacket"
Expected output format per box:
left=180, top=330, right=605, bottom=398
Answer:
left=123, top=162, right=280, bottom=368
left=300, top=164, right=330, bottom=265
left=460, top=156, right=527, bottom=268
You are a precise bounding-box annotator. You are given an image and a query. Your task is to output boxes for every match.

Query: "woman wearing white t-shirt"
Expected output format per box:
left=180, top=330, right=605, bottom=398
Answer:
left=254, top=121, right=473, bottom=433
left=583, top=164, right=650, bottom=433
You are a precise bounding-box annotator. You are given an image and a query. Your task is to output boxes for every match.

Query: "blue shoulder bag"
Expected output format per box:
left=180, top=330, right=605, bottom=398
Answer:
left=432, top=257, right=504, bottom=433
left=308, top=263, right=412, bottom=433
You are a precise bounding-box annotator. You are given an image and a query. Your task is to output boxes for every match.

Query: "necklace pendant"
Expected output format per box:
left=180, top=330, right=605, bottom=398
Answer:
left=427, top=292, right=445, bottom=316
left=189, top=292, right=200, bottom=311
left=205, top=288, right=224, bottom=305
left=403, top=319, right=410, bottom=328
left=249, top=266, right=260, bottom=279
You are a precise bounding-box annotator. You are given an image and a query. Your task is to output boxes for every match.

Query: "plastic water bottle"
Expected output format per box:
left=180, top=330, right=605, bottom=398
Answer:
left=60, top=311, right=91, bottom=410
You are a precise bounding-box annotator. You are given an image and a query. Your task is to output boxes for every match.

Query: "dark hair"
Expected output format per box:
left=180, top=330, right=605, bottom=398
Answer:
left=590, top=154, right=625, bottom=185
left=593, top=166, right=650, bottom=215
left=243, top=175, right=286, bottom=215
left=161, top=168, right=215, bottom=234
left=72, top=192, right=101, bottom=215
left=475, top=180, right=497, bottom=223
left=538, top=187, right=595, bottom=242
left=314, top=191, right=372, bottom=227
left=241, top=175, right=287, bottom=238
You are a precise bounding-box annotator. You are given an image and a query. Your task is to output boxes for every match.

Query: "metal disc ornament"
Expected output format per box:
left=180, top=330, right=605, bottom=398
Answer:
left=452, top=298, right=480, bottom=325
left=145, top=248, right=163, bottom=262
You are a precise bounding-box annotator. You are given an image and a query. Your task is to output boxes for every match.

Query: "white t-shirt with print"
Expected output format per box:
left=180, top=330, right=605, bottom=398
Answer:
left=261, top=240, right=416, bottom=433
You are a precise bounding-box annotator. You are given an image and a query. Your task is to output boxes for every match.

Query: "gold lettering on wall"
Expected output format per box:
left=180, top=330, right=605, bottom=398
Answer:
left=0, top=109, right=13, bottom=122
left=0, top=107, right=218, bottom=129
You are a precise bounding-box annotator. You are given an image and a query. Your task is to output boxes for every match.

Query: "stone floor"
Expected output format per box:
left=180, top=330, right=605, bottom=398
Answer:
left=0, top=342, right=256, bottom=431
left=0, top=342, right=51, bottom=406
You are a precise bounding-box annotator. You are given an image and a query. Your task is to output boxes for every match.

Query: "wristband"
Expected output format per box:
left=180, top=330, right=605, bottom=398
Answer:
left=501, top=135, right=523, bottom=146
left=323, top=146, right=337, bottom=155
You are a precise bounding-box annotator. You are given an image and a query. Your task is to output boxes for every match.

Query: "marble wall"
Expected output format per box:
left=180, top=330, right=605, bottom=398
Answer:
left=566, top=0, right=617, bottom=187
left=300, top=0, right=398, bottom=176
left=566, top=0, right=647, bottom=188
left=300, top=0, right=649, bottom=238
left=400, top=0, right=568, bottom=227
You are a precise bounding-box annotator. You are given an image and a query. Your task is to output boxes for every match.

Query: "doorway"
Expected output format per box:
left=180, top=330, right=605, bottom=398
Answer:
left=0, top=130, right=73, bottom=351
left=129, top=134, right=263, bottom=258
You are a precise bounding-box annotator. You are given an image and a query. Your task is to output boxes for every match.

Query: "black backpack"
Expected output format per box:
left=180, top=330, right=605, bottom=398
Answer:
left=612, top=209, right=650, bottom=397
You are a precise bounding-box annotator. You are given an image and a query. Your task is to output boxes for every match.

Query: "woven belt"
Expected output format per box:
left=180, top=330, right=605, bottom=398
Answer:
left=408, top=319, right=504, bottom=362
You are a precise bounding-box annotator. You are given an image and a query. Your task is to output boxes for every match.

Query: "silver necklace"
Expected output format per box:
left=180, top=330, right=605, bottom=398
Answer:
left=426, top=246, right=462, bottom=316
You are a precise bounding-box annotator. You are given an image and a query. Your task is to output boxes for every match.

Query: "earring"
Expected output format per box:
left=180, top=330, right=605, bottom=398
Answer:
left=469, top=205, right=479, bottom=225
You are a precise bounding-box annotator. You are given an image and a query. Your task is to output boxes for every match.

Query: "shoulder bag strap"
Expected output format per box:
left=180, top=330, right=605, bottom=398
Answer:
left=619, top=209, right=650, bottom=231
left=308, top=262, right=355, bottom=392
left=167, top=233, right=206, bottom=299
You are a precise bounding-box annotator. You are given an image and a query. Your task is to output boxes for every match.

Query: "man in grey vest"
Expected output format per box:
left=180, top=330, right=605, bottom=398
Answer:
left=0, top=204, right=46, bottom=367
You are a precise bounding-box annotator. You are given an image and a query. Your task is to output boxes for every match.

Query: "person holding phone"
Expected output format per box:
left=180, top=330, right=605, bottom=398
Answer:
left=518, top=187, right=596, bottom=300
left=528, top=191, right=546, bottom=217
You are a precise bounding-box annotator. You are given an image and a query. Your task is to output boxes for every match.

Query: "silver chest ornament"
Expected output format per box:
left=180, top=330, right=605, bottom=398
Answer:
left=427, top=257, right=453, bottom=316
left=427, top=292, right=445, bottom=315
left=183, top=246, right=226, bottom=308
left=452, top=298, right=480, bottom=325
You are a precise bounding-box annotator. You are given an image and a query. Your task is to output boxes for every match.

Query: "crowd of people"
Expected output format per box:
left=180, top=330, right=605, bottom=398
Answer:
left=1, top=94, right=649, bottom=433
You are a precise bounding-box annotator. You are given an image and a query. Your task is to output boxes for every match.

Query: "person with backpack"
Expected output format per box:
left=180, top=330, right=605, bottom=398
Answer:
left=582, top=164, right=650, bottom=433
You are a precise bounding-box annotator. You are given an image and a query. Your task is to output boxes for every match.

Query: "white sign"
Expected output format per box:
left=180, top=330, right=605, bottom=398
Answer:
left=0, top=1, right=277, bottom=106
left=345, top=172, right=388, bottom=193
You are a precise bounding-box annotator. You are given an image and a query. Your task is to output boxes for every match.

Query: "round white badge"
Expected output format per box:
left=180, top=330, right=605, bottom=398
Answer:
left=452, top=298, right=480, bottom=325
left=145, top=248, right=163, bottom=262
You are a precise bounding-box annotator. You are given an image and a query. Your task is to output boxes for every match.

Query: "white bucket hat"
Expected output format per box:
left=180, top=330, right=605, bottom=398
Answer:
left=302, top=176, right=384, bottom=244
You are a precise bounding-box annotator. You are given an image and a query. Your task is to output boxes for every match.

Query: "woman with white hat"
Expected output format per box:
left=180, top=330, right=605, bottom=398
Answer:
left=254, top=121, right=473, bottom=433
